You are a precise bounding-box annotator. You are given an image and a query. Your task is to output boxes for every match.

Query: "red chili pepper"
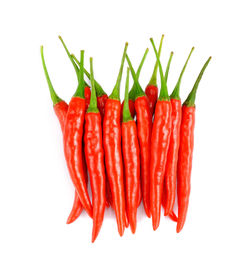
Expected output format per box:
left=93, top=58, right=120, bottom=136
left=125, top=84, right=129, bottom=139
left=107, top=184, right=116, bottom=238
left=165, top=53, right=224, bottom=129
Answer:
left=126, top=54, right=152, bottom=218
left=149, top=38, right=172, bottom=230
left=59, top=37, right=112, bottom=212
left=122, top=68, right=140, bottom=233
left=145, top=35, right=164, bottom=115
left=177, top=56, right=211, bottom=233
left=103, top=43, right=128, bottom=236
left=84, top=58, right=106, bottom=242
left=70, top=55, right=112, bottom=208
left=121, top=48, right=149, bottom=118
left=163, top=48, right=194, bottom=216
left=41, top=46, right=87, bottom=224
left=63, top=50, right=92, bottom=218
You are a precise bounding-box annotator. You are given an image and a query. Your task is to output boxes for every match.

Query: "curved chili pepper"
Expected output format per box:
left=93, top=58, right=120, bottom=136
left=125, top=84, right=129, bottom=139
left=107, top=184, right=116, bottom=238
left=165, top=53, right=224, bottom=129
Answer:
left=84, top=58, right=106, bottom=242
left=164, top=47, right=194, bottom=216
left=177, top=56, right=211, bottom=233
left=63, top=50, right=92, bottom=218
left=121, top=48, right=149, bottom=118
left=59, top=36, right=109, bottom=213
left=41, top=46, right=86, bottom=224
left=126, top=54, right=152, bottom=218
left=122, top=68, right=140, bottom=233
left=145, top=35, right=164, bottom=115
left=168, top=211, right=177, bottom=222
left=71, top=55, right=112, bottom=208
left=103, top=43, right=128, bottom=236
left=149, top=38, right=172, bottom=230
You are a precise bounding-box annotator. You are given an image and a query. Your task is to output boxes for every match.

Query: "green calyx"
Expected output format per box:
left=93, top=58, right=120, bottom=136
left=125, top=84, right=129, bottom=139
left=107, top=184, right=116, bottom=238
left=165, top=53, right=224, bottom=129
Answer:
left=183, top=56, right=212, bottom=107
left=40, top=46, right=62, bottom=106
left=109, top=42, right=128, bottom=100
left=123, top=67, right=133, bottom=122
left=87, top=58, right=99, bottom=113
left=59, top=36, right=89, bottom=87
left=165, top=51, right=174, bottom=84
left=148, top=34, right=164, bottom=86
left=171, top=47, right=194, bottom=100
left=150, top=37, right=169, bottom=101
left=129, top=48, right=149, bottom=101
left=73, top=50, right=86, bottom=98
left=71, top=54, right=106, bottom=97
left=126, top=54, right=145, bottom=99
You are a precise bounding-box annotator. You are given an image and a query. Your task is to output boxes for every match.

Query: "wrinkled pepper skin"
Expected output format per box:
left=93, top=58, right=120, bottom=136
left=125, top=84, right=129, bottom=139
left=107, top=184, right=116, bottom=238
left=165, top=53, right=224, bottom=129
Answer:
left=145, top=85, right=158, bottom=115
left=150, top=100, right=172, bottom=230
left=135, top=96, right=152, bottom=217
left=177, top=105, right=195, bottom=233
left=84, top=112, right=106, bottom=242
left=97, top=94, right=108, bottom=119
left=53, top=101, right=68, bottom=130
left=96, top=93, right=112, bottom=208
left=164, top=99, right=182, bottom=216
left=53, top=101, right=88, bottom=224
left=103, top=99, right=126, bottom=236
left=122, top=121, right=140, bottom=233
left=63, top=97, right=93, bottom=218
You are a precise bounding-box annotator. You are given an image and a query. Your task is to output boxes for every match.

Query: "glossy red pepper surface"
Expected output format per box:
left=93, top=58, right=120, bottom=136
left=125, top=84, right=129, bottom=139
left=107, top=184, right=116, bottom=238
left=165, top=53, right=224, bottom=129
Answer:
left=97, top=94, right=108, bottom=119
left=150, top=100, right=172, bottom=230
left=85, top=112, right=106, bottom=242
left=103, top=99, right=126, bottom=236
left=177, top=105, right=195, bottom=232
left=64, top=96, right=92, bottom=218
left=164, top=99, right=182, bottom=215
left=145, top=84, right=158, bottom=115
left=135, top=96, right=152, bottom=217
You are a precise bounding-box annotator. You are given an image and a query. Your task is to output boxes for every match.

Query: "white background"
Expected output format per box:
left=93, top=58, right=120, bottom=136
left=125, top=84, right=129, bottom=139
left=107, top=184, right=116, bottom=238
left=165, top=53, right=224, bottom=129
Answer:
left=0, top=0, right=249, bottom=271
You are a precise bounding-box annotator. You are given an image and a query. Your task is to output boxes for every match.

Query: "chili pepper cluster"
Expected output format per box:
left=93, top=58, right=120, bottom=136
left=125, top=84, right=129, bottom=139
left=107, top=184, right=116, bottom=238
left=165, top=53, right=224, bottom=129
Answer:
left=41, top=35, right=211, bottom=242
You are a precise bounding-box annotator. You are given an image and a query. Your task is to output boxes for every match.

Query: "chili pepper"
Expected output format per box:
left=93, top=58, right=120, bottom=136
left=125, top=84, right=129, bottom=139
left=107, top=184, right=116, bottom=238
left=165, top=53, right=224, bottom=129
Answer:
left=103, top=43, right=128, bottom=236
left=63, top=50, right=93, bottom=218
left=71, top=54, right=109, bottom=120
left=145, top=35, right=164, bottom=115
left=177, top=56, right=211, bottom=233
left=161, top=51, right=174, bottom=209
left=168, top=211, right=177, bottom=222
left=71, top=55, right=112, bottom=209
left=121, top=48, right=149, bottom=118
left=149, top=38, right=172, bottom=230
left=126, top=54, right=152, bottom=218
left=84, top=58, right=106, bottom=242
left=164, top=47, right=194, bottom=216
left=41, top=46, right=86, bottom=224
left=122, top=67, right=140, bottom=233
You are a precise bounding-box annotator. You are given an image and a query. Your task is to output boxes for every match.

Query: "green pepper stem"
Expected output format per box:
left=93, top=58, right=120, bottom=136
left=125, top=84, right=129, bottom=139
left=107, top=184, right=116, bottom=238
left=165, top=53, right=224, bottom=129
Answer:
left=165, top=51, right=174, bottom=84
left=87, top=58, right=99, bottom=113
left=171, top=47, right=194, bottom=100
left=109, top=42, right=128, bottom=100
left=58, top=36, right=80, bottom=81
left=123, top=67, right=133, bottom=122
left=126, top=54, right=145, bottom=98
left=148, top=34, right=164, bottom=86
left=73, top=50, right=86, bottom=98
left=40, top=46, right=62, bottom=106
left=71, top=54, right=107, bottom=97
left=150, top=38, right=169, bottom=101
left=129, top=48, right=149, bottom=101
left=183, top=56, right=212, bottom=107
